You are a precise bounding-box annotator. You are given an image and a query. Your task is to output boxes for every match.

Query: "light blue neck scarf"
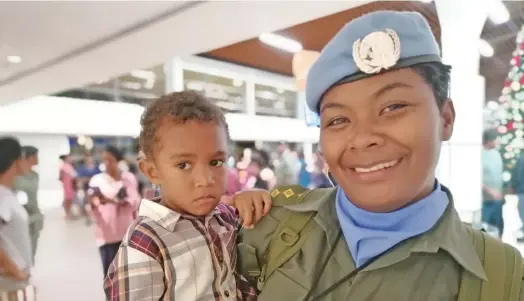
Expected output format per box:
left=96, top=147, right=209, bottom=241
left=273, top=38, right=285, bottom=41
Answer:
left=335, top=182, right=449, bottom=268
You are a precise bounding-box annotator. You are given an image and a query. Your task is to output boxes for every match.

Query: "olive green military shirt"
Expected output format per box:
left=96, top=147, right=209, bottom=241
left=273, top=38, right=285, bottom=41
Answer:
left=238, top=186, right=524, bottom=301
left=14, top=171, right=41, bottom=218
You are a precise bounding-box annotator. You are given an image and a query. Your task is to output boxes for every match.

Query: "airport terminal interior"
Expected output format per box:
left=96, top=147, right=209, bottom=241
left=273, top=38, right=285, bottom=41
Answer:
left=1, top=0, right=524, bottom=300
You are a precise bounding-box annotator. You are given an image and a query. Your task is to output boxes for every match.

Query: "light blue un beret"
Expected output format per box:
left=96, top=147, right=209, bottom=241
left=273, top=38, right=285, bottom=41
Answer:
left=305, top=10, right=441, bottom=114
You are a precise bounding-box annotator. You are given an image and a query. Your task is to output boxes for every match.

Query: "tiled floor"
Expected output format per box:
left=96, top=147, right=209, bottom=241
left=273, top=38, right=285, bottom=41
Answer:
left=31, top=198, right=524, bottom=301
left=32, top=210, right=105, bottom=301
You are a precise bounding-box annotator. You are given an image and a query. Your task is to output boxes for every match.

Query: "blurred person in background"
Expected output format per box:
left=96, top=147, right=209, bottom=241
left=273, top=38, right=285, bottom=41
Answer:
left=0, top=137, right=33, bottom=299
left=297, top=151, right=312, bottom=188
left=510, top=145, right=524, bottom=242
left=274, top=143, right=298, bottom=186
left=226, top=167, right=242, bottom=195
left=88, top=145, right=139, bottom=277
left=13, top=146, right=43, bottom=263
left=257, top=150, right=277, bottom=189
left=59, top=154, right=77, bottom=219
left=76, top=154, right=101, bottom=224
left=310, top=152, right=333, bottom=188
left=481, top=129, right=504, bottom=238
left=77, top=154, right=101, bottom=180
left=126, top=162, right=143, bottom=196
left=245, top=155, right=270, bottom=190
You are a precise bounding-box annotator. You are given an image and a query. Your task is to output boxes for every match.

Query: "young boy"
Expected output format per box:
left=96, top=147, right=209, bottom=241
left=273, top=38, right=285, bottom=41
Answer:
left=104, top=91, right=270, bottom=301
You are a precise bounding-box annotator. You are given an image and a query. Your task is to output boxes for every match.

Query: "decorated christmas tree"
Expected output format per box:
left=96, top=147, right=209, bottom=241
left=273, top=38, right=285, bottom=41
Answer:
left=496, top=25, right=524, bottom=184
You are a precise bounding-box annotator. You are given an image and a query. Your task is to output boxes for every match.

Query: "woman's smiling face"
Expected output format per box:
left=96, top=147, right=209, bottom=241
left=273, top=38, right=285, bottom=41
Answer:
left=319, top=68, right=455, bottom=212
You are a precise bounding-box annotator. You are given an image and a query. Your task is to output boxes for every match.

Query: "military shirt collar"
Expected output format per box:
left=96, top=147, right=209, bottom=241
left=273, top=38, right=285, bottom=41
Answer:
left=411, top=186, right=487, bottom=280
left=283, top=185, right=487, bottom=280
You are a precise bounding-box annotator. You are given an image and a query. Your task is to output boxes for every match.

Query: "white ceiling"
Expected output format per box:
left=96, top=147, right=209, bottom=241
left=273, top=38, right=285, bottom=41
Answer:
left=0, top=1, right=370, bottom=105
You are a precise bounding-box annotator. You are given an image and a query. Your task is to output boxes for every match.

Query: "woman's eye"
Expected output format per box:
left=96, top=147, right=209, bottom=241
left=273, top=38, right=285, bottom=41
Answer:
left=177, top=162, right=191, bottom=170
left=211, top=160, right=224, bottom=167
left=327, top=117, right=349, bottom=127
left=381, top=104, right=407, bottom=114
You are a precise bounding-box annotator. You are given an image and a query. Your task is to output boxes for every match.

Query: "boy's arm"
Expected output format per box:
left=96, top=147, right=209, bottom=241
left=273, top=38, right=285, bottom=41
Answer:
left=104, top=244, right=165, bottom=300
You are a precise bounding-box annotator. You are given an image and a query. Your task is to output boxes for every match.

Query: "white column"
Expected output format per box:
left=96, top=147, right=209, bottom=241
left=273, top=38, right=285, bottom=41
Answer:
left=245, top=78, right=256, bottom=115
left=165, top=57, right=184, bottom=93
left=435, top=0, right=489, bottom=223
left=296, top=92, right=306, bottom=120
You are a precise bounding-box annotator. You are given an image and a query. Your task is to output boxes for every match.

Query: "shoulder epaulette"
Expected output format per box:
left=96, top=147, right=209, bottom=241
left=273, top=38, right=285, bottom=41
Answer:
left=270, top=185, right=310, bottom=207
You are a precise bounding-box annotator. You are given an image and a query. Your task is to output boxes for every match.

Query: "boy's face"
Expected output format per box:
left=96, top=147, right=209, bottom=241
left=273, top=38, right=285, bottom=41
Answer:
left=319, top=68, right=455, bottom=212
left=141, top=120, right=229, bottom=216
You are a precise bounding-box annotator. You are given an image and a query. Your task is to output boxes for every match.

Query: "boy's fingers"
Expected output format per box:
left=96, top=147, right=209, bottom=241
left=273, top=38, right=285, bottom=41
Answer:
left=262, top=193, right=272, bottom=215
left=237, top=205, right=245, bottom=226
left=253, top=197, right=264, bottom=224
left=240, top=202, right=253, bottom=227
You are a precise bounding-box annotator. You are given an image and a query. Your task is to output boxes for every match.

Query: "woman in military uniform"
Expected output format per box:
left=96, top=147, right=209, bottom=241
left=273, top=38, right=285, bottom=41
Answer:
left=237, top=10, right=523, bottom=301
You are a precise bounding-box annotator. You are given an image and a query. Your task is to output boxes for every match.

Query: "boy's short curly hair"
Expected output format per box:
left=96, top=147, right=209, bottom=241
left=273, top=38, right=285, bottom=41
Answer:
left=139, top=91, right=229, bottom=158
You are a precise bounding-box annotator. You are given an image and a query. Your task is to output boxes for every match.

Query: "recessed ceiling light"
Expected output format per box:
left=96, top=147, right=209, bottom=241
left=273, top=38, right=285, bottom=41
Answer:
left=7, top=56, right=21, bottom=64
left=259, top=33, right=303, bottom=53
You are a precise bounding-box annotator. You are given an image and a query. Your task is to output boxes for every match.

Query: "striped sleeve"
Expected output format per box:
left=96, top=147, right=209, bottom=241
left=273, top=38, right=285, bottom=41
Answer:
left=215, top=203, right=239, bottom=226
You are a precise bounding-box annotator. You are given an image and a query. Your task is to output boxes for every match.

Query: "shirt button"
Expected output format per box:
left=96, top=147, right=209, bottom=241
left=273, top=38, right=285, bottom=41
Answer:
left=224, top=290, right=230, bottom=297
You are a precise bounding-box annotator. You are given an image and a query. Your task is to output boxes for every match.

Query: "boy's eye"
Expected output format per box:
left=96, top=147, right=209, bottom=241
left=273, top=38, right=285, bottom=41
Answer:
left=177, top=162, right=191, bottom=170
left=381, top=104, right=407, bottom=115
left=211, top=160, right=224, bottom=167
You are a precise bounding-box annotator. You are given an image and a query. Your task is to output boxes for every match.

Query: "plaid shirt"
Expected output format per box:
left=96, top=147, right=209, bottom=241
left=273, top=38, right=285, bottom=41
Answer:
left=104, top=199, right=256, bottom=301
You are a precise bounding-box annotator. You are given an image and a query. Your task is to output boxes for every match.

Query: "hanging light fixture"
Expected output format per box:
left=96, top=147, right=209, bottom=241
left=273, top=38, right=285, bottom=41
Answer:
left=292, top=50, right=320, bottom=92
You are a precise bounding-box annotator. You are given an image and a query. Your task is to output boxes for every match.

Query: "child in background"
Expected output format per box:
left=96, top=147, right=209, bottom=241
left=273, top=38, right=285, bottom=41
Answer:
left=104, top=91, right=271, bottom=301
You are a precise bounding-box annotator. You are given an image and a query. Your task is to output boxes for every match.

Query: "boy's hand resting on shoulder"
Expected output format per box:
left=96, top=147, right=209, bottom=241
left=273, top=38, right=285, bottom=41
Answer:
left=221, top=190, right=272, bottom=229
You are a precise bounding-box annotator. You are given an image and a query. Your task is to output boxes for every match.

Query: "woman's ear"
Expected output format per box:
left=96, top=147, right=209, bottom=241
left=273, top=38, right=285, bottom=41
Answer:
left=440, top=99, right=455, bottom=142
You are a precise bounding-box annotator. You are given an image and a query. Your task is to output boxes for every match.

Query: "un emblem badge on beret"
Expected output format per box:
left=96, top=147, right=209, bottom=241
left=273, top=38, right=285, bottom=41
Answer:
left=353, top=29, right=401, bottom=74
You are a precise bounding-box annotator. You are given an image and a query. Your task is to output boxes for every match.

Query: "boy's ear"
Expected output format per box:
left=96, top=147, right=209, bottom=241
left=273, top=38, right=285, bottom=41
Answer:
left=139, top=158, right=161, bottom=185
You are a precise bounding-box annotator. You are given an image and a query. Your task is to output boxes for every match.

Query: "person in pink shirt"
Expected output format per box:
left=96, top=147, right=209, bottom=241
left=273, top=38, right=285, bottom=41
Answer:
left=87, top=145, right=139, bottom=277
left=59, top=154, right=77, bottom=219
left=226, top=168, right=241, bottom=195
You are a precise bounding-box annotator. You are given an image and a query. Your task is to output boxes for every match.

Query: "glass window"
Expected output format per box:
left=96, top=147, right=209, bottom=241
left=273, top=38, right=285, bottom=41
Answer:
left=183, top=70, right=246, bottom=113
left=53, top=64, right=166, bottom=107
left=254, top=84, right=297, bottom=118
